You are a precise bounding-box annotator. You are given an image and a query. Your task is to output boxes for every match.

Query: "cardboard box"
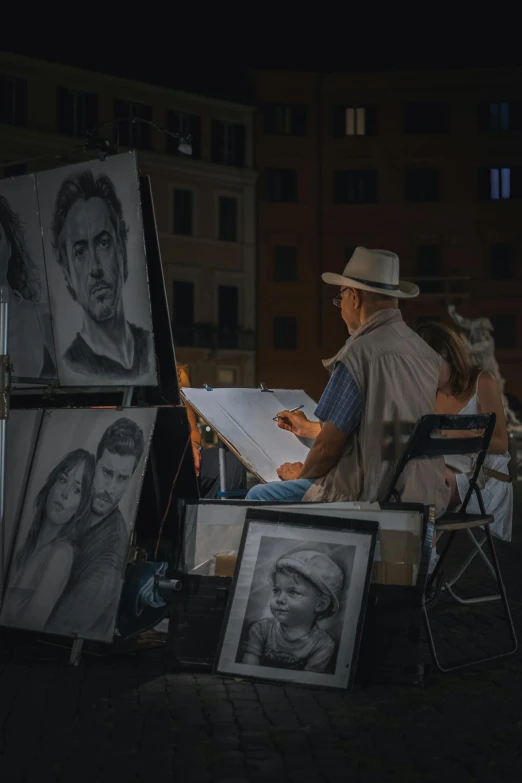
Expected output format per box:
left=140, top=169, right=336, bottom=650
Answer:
left=371, top=562, right=416, bottom=587
left=215, top=555, right=237, bottom=577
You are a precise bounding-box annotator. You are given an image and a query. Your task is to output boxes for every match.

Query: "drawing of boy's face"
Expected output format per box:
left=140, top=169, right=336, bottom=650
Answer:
left=46, top=460, right=86, bottom=526
left=91, top=448, right=135, bottom=517
left=270, top=571, right=330, bottom=629
left=61, top=197, right=124, bottom=322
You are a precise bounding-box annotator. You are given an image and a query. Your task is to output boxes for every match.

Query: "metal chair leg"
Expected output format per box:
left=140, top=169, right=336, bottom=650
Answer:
left=424, top=525, right=518, bottom=673
left=445, top=528, right=500, bottom=605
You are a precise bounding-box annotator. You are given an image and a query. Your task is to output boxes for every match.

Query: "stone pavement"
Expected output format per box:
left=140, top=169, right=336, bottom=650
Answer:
left=1, top=494, right=522, bottom=782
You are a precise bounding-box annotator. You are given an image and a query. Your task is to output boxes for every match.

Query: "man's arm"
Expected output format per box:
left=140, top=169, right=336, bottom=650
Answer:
left=277, top=364, right=363, bottom=481
left=299, top=422, right=348, bottom=479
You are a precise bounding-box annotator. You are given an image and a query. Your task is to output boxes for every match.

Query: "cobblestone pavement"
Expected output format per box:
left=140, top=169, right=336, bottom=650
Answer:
left=2, top=495, right=522, bottom=782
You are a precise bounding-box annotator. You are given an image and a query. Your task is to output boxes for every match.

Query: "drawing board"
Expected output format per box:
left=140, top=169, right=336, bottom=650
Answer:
left=181, top=388, right=319, bottom=482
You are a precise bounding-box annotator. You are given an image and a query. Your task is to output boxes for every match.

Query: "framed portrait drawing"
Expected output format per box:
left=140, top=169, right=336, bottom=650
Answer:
left=0, top=174, right=57, bottom=384
left=0, top=407, right=156, bottom=643
left=214, top=509, right=377, bottom=691
left=36, top=152, right=157, bottom=387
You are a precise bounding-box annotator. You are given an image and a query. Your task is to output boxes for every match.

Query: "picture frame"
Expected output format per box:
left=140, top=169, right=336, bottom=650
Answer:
left=214, top=508, right=377, bottom=691
left=0, top=407, right=156, bottom=643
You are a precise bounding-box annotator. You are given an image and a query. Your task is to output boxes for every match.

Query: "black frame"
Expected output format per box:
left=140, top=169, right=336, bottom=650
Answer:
left=214, top=508, right=377, bottom=692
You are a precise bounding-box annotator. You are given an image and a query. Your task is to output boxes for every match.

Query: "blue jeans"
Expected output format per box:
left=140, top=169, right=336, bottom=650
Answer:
left=245, top=479, right=315, bottom=503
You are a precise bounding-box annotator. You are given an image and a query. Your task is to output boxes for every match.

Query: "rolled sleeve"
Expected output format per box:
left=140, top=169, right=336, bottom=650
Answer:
left=314, top=363, right=363, bottom=436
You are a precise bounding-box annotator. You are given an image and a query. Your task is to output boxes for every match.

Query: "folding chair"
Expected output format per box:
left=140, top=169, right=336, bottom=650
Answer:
left=383, top=413, right=517, bottom=672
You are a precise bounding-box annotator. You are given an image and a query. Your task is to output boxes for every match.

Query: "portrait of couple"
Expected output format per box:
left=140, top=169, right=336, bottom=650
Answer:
left=1, top=410, right=155, bottom=642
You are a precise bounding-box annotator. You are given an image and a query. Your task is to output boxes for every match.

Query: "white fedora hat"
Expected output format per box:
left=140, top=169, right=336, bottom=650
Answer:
left=322, top=247, right=419, bottom=299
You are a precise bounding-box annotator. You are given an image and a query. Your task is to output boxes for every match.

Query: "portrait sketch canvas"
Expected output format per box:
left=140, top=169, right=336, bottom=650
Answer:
left=215, top=510, right=376, bottom=690
left=37, top=152, right=157, bottom=387
left=0, top=174, right=57, bottom=383
left=0, top=407, right=157, bottom=643
left=1, top=410, right=42, bottom=595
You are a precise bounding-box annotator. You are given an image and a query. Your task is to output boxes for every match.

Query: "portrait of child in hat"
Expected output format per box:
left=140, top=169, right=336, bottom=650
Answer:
left=241, top=549, right=345, bottom=673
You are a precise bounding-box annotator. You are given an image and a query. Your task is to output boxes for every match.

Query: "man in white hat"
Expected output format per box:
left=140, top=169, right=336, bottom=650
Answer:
left=246, top=247, right=450, bottom=515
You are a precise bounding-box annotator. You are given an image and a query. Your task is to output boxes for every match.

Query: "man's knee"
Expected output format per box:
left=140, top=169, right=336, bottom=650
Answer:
left=245, top=483, right=269, bottom=501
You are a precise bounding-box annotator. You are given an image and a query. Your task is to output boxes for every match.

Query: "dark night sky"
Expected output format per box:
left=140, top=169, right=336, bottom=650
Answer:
left=4, top=17, right=520, bottom=103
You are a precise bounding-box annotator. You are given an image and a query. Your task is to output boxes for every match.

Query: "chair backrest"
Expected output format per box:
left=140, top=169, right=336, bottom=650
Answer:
left=383, top=413, right=496, bottom=514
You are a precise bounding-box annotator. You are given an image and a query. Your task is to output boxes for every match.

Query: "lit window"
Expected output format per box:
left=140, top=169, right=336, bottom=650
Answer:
left=345, top=107, right=366, bottom=136
left=217, top=367, right=238, bottom=385
left=490, top=168, right=511, bottom=200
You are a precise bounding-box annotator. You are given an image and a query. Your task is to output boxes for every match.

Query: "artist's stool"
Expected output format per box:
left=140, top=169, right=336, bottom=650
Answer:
left=384, top=413, right=518, bottom=672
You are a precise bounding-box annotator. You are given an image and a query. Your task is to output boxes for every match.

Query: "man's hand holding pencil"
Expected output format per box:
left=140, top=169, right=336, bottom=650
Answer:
left=274, top=406, right=322, bottom=439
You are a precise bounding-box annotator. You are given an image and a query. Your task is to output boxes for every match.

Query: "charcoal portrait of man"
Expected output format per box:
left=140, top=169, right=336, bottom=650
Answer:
left=51, top=168, right=154, bottom=382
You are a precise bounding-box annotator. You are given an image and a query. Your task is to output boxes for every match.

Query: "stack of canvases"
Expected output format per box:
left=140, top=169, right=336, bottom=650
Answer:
left=0, top=152, right=160, bottom=644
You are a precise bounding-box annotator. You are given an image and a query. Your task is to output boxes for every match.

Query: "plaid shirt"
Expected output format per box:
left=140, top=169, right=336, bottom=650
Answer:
left=315, top=361, right=363, bottom=435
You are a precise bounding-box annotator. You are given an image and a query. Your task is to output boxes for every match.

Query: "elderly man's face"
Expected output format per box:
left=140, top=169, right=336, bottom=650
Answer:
left=61, top=197, right=124, bottom=322
left=340, top=287, right=361, bottom=334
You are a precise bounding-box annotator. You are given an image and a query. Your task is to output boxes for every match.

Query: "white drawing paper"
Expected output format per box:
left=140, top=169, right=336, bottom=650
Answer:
left=181, top=388, right=319, bottom=482
left=0, top=407, right=156, bottom=642
left=37, top=152, right=157, bottom=387
left=0, top=175, right=57, bottom=382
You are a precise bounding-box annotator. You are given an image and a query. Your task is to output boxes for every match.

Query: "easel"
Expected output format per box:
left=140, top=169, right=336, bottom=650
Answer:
left=211, top=383, right=274, bottom=500
left=0, top=170, right=198, bottom=666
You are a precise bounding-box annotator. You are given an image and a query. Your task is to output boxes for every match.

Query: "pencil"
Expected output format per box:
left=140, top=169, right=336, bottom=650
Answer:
left=273, top=405, right=304, bottom=422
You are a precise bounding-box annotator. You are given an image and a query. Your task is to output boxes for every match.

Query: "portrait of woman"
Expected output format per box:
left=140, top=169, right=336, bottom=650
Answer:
left=0, top=189, right=56, bottom=380
left=1, top=448, right=95, bottom=630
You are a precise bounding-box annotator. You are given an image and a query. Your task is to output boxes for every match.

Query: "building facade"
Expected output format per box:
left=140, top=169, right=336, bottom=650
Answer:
left=251, top=68, right=522, bottom=404
left=0, top=52, right=257, bottom=390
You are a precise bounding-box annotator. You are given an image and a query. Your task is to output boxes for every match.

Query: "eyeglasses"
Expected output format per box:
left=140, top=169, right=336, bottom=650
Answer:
left=332, top=287, right=349, bottom=308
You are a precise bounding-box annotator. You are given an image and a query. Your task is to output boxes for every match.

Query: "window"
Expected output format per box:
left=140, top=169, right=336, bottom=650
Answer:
left=416, top=245, right=440, bottom=276
left=404, top=102, right=450, bottom=134
left=491, top=314, right=517, bottom=349
left=114, top=100, right=152, bottom=149
left=218, top=286, right=239, bottom=349
left=217, top=367, right=238, bottom=385
left=416, top=245, right=443, bottom=293
left=406, top=169, right=440, bottom=202
left=57, top=88, right=97, bottom=137
left=172, top=281, right=194, bottom=346
left=273, top=246, right=297, bottom=282
left=265, top=169, right=297, bottom=203
left=211, top=121, right=245, bottom=166
left=274, top=317, right=297, bottom=350
left=333, top=105, right=377, bottom=136
left=219, top=197, right=238, bottom=242
left=173, top=189, right=193, bottom=235
left=264, top=104, right=306, bottom=135
left=478, top=101, right=522, bottom=132
left=334, top=170, right=378, bottom=204
left=478, top=167, right=522, bottom=200
left=2, top=161, right=27, bottom=178
left=490, top=243, right=514, bottom=279
left=0, top=75, right=27, bottom=126
left=165, top=110, right=201, bottom=158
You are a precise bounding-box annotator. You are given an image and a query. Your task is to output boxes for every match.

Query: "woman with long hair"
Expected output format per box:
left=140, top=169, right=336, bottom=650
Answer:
left=416, top=321, right=512, bottom=541
left=0, top=193, right=56, bottom=379
left=2, top=449, right=95, bottom=629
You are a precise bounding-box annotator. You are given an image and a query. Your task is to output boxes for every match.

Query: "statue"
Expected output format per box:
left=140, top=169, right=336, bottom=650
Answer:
left=448, top=306, right=522, bottom=432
